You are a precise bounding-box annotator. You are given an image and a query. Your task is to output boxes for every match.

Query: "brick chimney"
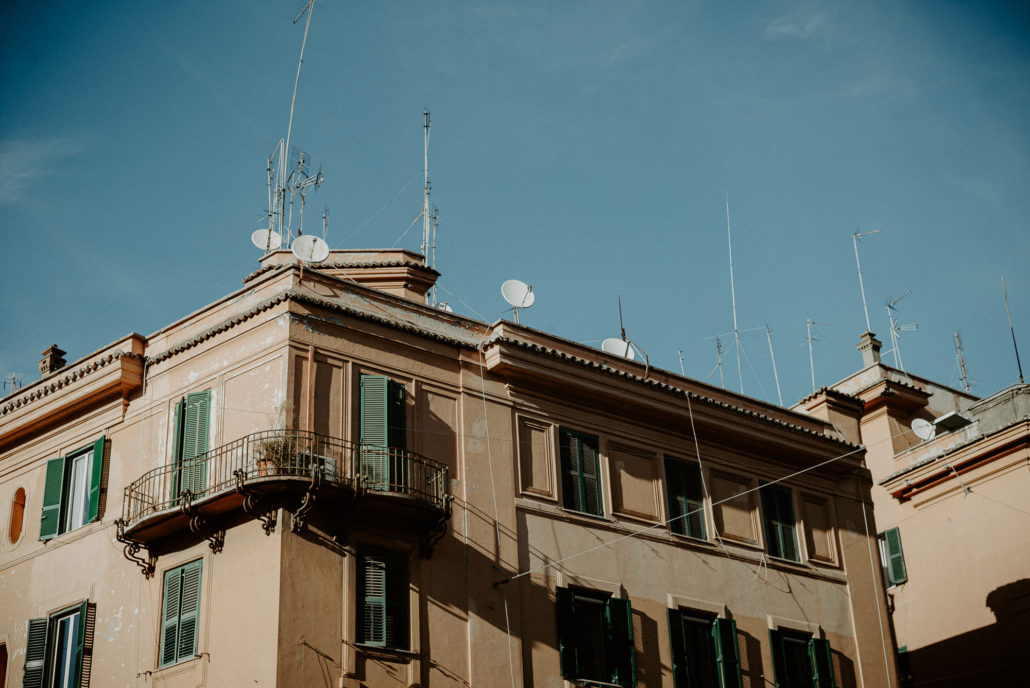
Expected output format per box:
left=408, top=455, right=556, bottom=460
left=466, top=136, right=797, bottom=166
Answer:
left=857, top=332, right=882, bottom=369
left=39, top=345, right=67, bottom=377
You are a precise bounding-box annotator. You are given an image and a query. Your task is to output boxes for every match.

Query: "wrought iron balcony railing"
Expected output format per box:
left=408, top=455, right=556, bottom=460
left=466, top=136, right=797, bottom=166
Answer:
left=120, top=429, right=449, bottom=532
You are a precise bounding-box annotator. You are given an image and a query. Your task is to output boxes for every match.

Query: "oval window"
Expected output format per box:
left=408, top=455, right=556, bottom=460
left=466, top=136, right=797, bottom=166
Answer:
left=9, top=487, right=25, bottom=544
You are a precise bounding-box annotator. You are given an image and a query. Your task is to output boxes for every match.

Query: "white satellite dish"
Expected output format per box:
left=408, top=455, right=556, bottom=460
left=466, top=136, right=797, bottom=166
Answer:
left=911, top=418, right=935, bottom=441
left=251, top=229, right=282, bottom=252
left=601, top=337, right=636, bottom=360
left=291, top=234, right=330, bottom=263
left=501, top=279, right=534, bottom=324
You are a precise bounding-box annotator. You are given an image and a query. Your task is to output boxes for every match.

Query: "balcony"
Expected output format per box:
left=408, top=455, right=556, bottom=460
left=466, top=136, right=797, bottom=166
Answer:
left=116, top=430, right=450, bottom=575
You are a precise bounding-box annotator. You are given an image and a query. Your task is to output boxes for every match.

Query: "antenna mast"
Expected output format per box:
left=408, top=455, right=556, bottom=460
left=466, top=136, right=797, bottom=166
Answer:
left=954, top=332, right=971, bottom=393
left=726, top=192, right=744, bottom=394
left=1002, top=277, right=1025, bottom=384
left=766, top=325, right=783, bottom=405
left=886, top=290, right=917, bottom=372
left=852, top=230, right=879, bottom=332
left=677, top=349, right=685, bottom=376
left=805, top=319, right=831, bottom=392
left=707, top=338, right=725, bottom=390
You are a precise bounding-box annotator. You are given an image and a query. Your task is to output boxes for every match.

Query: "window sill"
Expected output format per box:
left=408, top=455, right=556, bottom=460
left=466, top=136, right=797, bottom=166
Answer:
left=353, top=643, right=420, bottom=661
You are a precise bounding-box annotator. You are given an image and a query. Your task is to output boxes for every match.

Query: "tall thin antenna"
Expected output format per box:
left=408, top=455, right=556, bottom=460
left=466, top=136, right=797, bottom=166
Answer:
left=954, top=332, right=971, bottom=393
left=853, top=230, right=880, bottom=332
left=805, top=319, right=831, bottom=392
left=766, top=325, right=783, bottom=405
left=706, top=338, right=725, bottom=390
left=1002, top=277, right=1025, bottom=384
left=420, top=111, right=432, bottom=262
left=726, top=192, right=744, bottom=394
left=885, top=291, right=917, bottom=372
left=677, top=349, right=686, bottom=376
left=430, top=207, right=439, bottom=305
left=283, top=0, right=314, bottom=215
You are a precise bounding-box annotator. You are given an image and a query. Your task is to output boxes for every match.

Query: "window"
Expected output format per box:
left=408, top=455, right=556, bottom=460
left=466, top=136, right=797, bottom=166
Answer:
left=39, top=438, right=105, bottom=540
left=359, top=375, right=407, bottom=491
left=556, top=587, right=636, bottom=687
left=357, top=548, right=408, bottom=650
left=160, top=560, right=203, bottom=667
left=559, top=428, right=603, bottom=516
left=665, top=458, right=706, bottom=539
left=878, top=527, right=907, bottom=587
left=172, top=391, right=211, bottom=499
left=23, top=601, right=93, bottom=688
left=768, top=629, right=836, bottom=688
left=9, top=487, right=25, bottom=544
left=760, top=485, right=799, bottom=561
left=667, top=609, right=742, bottom=688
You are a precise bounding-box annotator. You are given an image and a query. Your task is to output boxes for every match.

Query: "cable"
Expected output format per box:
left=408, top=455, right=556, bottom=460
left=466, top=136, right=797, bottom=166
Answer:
left=861, top=498, right=894, bottom=688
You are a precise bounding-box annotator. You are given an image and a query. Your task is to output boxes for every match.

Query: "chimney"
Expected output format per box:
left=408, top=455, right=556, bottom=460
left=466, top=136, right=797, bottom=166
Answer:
left=857, top=331, right=882, bottom=369
left=39, top=345, right=67, bottom=377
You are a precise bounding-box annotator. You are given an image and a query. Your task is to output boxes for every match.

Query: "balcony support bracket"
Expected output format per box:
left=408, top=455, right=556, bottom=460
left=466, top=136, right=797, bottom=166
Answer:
left=291, top=468, right=322, bottom=533
left=421, top=495, right=454, bottom=558
left=234, top=469, right=277, bottom=535
left=115, top=518, right=156, bottom=579
left=180, top=490, right=225, bottom=554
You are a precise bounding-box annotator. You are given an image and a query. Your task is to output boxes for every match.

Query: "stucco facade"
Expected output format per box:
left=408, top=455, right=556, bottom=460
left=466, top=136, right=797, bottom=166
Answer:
left=799, top=333, right=1030, bottom=687
left=1, top=250, right=898, bottom=687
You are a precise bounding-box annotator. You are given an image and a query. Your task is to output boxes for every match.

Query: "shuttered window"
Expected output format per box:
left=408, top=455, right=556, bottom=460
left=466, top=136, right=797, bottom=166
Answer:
left=559, top=429, right=603, bottom=516
left=667, top=610, right=742, bottom=688
left=160, top=560, right=203, bottom=667
left=556, top=586, right=636, bottom=687
left=359, top=375, right=407, bottom=491
left=760, top=484, right=799, bottom=561
left=665, top=458, right=707, bottom=539
left=39, top=437, right=105, bottom=541
left=23, top=601, right=90, bottom=688
left=357, top=548, right=408, bottom=649
left=768, top=630, right=837, bottom=688
left=878, top=527, right=908, bottom=587
left=172, top=391, right=210, bottom=499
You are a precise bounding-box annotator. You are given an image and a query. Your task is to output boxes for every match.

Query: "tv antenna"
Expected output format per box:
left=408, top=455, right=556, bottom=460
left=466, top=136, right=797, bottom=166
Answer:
left=885, top=290, right=917, bottom=371
left=677, top=349, right=685, bottom=376
left=1002, top=276, right=1025, bottom=385
left=501, top=279, right=534, bottom=324
left=852, top=229, right=880, bottom=332
left=601, top=296, right=651, bottom=376
left=706, top=338, right=725, bottom=389
left=954, top=332, right=971, bottom=393
left=766, top=325, right=783, bottom=406
left=804, top=320, right=831, bottom=392
left=725, top=192, right=744, bottom=394
left=2, top=374, right=22, bottom=393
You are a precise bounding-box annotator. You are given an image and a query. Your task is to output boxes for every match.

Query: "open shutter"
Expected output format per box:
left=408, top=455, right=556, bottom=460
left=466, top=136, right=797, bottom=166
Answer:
left=39, top=457, right=66, bottom=540
left=87, top=436, right=105, bottom=523
left=360, top=376, right=389, bottom=489
left=160, top=566, right=181, bottom=666
left=182, top=392, right=210, bottom=495
left=559, top=430, right=583, bottom=512
left=580, top=437, right=601, bottom=516
left=762, top=486, right=798, bottom=561
left=72, top=600, right=89, bottom=687
left=884, top=528, right=907, bottom=586
left=667, top=608, right=689, bottom=688
left=666, top=459, right=706, bottom=538
left=360, top=552, right=387, bottom=645
left=809, top=638, right=836, bottom=688
left=607, top=597, right=636, bottom=687
left=23, top=617, right=49, bottom=688
left=768, top=630, right=787, bottom=688
left=777, top=491, right=798, bottom=562
left=171, top=398, right=184, bottom=498
left=387, top=380, right=407, bottom=489
left=555, top=587, right=578, bottom=678
left=177, top=561, right=202, bottom=662
left=713, top=618, right=743, bottom=688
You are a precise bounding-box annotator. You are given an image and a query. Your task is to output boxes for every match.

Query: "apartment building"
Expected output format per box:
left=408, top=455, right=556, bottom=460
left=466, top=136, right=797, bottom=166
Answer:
left=799, top=332, right=1030, bottom=687
left=1, top=249, right=898, bottom=687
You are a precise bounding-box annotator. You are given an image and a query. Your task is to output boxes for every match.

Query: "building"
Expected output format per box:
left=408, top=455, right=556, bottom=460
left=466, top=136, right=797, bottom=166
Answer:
left=799, top=332, right=1030, bottom=687
left=1, top=249, right=898, bottom=687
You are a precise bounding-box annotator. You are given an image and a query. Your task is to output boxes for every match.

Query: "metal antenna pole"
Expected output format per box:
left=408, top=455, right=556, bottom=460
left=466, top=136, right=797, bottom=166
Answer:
left=283, top=0, right=314, bottom=242
left=726, top=192, right=743, bottom=394
left=430, top=207, right=439, bottom=306
left=886, top=290, right=913, bottom=371
left=954, top=332, right=971, bottom=393
left=805, top=320, right=832, bottom=392
left=766, top=325, right=783, bottom=405
left=853, top=230, right=879, bottom=332
left=618, top=296, right=627, bottom=341
left=678, top=349, right=685, bottom=376
left=421, top=111, right=431, bottom=262
left=1002, top=277, right=1025, bottom=384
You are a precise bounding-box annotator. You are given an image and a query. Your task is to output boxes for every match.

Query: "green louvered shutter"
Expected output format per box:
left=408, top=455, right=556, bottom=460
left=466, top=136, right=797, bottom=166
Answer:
left=177, top=561, right=202, bottom=661
left=777, top=490, right=798, bottom=562
left=884, top=527, right=907, bottom=585
left=23, top=617, right=49, bottom=688
left=667, top=608, right=689, bottom=688
left=39, top=457, right=66, bottom=540
left=72, top=600, right=89, bottom=687
left=181, top=392, right=210, bottom=496
left=768, top=629, right=787, bottom=688
left=666, top=459, right=706, bottom=539
left=87, top=436, right=105, bottom=523
left=762, top=486, right=798, bottom=561
left=809, top=638, right=836, bottom=688
left=560, top=430, right=584, bottom=512
left=160, top=565, right=181, bottom=666
left=360, top=552, right=388, bottom=645
left=713, top=618, right=743, bottom=688
left=580, top=437, right=601, bottom=516
left=607, top=597, right=636, bottom=687
left=171, top=397, right=184, bottom=499
left=555, top=587, right=578, bottom=678
left=360, top=376, right=391, bottom=489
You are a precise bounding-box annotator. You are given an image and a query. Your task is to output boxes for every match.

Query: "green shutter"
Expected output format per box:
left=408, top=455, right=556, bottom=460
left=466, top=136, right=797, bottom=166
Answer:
left=607, top=597, right=636, bottom=687
left=667, top=608, right=688, bottom=688
left=360, top=376, right=387, bottom=489
left=160, top=566, right=181, bottom=666
left=762, top=486, right=798, bottom=561
left=360, top=552, right=388, bottom=645
left=809, top=638, right=835, bottom=688
left=560, top=430, right=584, bottom=512
left=559, top=430, right=602, bottom=516
left=713, top=618, right=743, bottom=688
left=171, top=398, right=184, bottom=498
left=884, top=527, right=907, bottom=586
left=768, top=630, right=786, bottom=688
left=39, top=457, right=65, bottom=540
left=666, top=458, right=706, bottom=539
left=23, top=617, right=49, bottom=688
left=580, top=437, right=601, bottom=516
left=87, top=436, right=105, bottom=523
left=177, top=561, right=202, bottom=661
left=181, top=391, right=210, bottom=496
left=72, top=600, right=88, bottom=687
left=556, top=587, right=578, bottom=678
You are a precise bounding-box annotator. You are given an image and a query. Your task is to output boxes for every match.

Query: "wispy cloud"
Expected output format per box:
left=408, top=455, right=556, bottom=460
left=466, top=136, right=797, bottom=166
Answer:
left=763, top=9, right=826, bottom=41
left=0, top=136, right=85, bottom=204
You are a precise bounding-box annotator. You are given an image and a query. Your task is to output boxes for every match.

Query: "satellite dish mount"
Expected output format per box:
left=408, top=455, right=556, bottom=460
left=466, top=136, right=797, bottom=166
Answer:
left=501, top=280, right=535, bottom=324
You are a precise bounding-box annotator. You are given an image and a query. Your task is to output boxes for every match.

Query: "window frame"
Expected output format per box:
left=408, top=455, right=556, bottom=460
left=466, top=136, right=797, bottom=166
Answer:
left=664, top=457, right=707, bottom=540
left=667, top=608, right=742, bottom=688
left=356, top=547, right=409, bottom=650
left=768, top=629, right=836, bottom=688
left=760, top=484, right=799, bottom=562
left=558, top=428, right=604, bottom=517
left=39, top=437, right=105, bottom=541
left=171, top=391, right=211, bottom=500
left=23, top=601, right=90, bottom=688
left=878, top=527, right=908, bottom=587
left=358, top=374, right=407, bottom=491
left=159, top=559, right=203, bottom=668
left=556, top=586, right=636, bottom=687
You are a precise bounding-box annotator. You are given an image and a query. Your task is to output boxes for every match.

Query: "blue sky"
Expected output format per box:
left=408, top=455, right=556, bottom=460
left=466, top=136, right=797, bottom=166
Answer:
left=2, top=0, right=1028, bottom=407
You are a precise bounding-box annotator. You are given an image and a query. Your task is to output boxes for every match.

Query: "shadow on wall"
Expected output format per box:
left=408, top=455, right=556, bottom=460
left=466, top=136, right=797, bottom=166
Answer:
left=902, top=578, right=1030, bottom=688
